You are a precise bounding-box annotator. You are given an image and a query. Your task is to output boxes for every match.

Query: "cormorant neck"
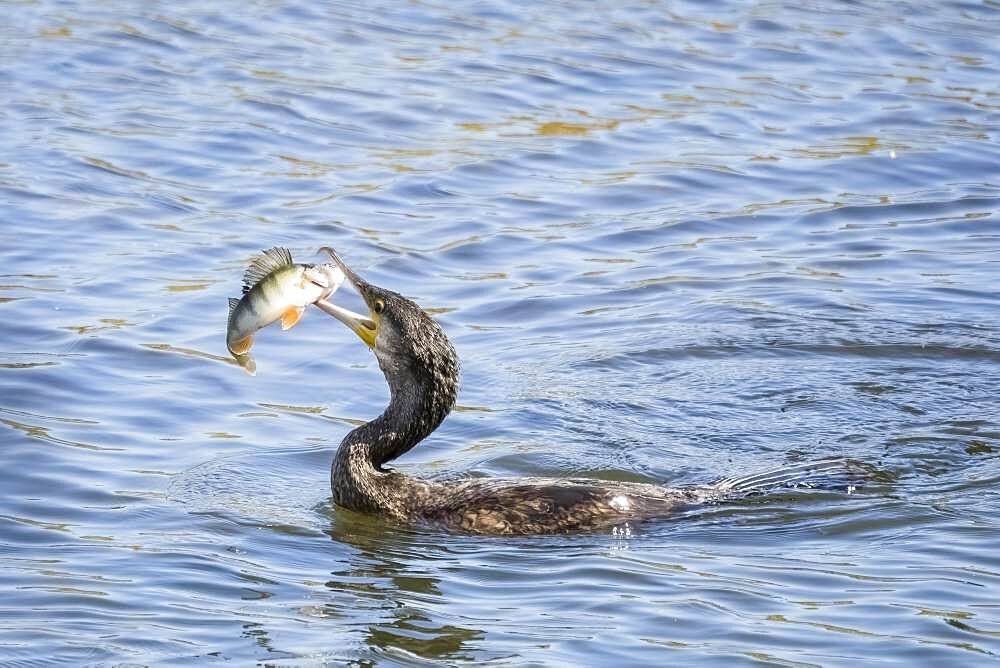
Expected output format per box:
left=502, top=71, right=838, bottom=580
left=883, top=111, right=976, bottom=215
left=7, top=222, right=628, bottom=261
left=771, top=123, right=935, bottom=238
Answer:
left=369, top=345, right=458, bottom=465
left=331, top=340, right=458, bottom=514
left=348, top=381, right=450, bottom=468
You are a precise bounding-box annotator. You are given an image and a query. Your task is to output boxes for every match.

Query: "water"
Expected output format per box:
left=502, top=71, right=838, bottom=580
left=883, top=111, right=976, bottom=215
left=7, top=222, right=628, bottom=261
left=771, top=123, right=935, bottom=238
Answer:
left=2, top=0, right=999, bottom=664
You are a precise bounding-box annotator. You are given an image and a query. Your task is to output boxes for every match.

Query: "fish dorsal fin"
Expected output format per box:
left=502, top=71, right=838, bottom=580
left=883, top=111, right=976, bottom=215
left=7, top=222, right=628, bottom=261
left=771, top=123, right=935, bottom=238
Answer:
left=228, top=297, right=240, bottom=316
left=242, top=247, right=293, bottom=294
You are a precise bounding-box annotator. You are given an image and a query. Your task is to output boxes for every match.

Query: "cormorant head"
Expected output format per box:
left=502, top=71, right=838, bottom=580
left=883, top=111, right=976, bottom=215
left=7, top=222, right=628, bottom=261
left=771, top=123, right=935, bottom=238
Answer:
left=315, top=248, right=458, bottom=382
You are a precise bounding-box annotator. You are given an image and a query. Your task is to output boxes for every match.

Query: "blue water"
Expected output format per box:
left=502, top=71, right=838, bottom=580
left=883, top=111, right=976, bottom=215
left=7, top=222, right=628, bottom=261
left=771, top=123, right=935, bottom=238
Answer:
left=2, top=1, right=1000, bottom=664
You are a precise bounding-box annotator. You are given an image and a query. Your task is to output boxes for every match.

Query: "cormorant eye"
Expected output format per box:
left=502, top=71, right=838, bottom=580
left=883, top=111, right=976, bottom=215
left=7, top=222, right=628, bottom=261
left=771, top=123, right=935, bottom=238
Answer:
left=373, top=299, right=385, bottom=314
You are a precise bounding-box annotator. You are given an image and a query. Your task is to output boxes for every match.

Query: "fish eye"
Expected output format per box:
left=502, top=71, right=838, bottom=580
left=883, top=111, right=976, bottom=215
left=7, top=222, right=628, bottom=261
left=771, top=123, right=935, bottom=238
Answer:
left=373, top=299, right=385, bottom=314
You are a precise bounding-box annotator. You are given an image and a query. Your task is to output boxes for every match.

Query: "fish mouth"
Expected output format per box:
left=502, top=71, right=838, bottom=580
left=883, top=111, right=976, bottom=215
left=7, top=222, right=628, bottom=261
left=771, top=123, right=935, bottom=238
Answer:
left=314, top=247, right=378, bottom=348
left=301, top=263, right=333, bottom=290
left=307, top=275, right=329, bottom=290
left=308, top=277, right=329, bottom=289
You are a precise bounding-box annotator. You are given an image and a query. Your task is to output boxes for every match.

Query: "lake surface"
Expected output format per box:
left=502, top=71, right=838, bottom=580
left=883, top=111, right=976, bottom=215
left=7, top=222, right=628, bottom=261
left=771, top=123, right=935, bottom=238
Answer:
left=2, top=1, right=1000, bottom=665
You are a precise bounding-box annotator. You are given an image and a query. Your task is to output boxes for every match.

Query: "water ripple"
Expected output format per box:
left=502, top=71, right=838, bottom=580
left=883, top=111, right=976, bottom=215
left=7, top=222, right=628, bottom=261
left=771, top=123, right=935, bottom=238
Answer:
left=2, top=0, right=1000, bottom=664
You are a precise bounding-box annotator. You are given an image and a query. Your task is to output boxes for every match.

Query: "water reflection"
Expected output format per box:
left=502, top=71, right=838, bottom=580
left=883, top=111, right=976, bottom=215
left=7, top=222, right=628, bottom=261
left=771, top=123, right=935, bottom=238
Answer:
left=324, top=509, right=486, bottom=662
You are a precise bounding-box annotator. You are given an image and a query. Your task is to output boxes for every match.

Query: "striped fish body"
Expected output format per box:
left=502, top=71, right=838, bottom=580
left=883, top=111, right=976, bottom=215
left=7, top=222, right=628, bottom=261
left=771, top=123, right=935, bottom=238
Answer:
left=226, top=248, right=344, bottom=358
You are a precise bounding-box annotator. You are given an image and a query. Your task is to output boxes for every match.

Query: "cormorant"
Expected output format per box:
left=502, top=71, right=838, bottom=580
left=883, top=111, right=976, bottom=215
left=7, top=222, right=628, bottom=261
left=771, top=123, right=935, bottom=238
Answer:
left=315, top=248, right=850, bottom=535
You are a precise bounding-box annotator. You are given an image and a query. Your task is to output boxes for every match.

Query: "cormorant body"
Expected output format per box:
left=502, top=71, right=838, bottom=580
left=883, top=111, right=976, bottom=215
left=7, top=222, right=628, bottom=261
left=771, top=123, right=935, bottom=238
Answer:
left=315, top=248, right=850, bottom=535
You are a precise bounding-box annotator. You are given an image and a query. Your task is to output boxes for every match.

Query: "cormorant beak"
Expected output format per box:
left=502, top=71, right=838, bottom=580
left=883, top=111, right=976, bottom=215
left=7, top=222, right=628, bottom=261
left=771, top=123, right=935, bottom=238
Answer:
left=314, top=247, right=378, bottom=348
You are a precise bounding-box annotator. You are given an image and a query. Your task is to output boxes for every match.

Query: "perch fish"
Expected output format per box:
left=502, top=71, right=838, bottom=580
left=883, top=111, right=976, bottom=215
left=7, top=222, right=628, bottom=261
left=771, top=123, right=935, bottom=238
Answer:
left=226, top=247, right=344, bottom=371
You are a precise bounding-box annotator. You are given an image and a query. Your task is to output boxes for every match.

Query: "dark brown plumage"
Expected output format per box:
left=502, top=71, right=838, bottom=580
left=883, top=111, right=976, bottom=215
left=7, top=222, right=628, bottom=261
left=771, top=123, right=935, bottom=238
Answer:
left=316, top=249, right=854, bottom=535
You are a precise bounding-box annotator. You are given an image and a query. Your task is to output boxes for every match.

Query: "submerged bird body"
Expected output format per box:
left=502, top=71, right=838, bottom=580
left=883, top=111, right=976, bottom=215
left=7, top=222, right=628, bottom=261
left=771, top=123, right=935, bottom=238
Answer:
left=342, top=473, right=699, bottom=534
left=314, top=248, right=852, bottom=535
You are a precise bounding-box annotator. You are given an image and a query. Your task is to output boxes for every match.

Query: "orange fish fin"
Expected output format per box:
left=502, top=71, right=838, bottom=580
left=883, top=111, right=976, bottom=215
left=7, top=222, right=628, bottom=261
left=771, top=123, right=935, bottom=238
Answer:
left=280, top=306, right=305, bottom=330
left=230, top=335, right=254, bottom=355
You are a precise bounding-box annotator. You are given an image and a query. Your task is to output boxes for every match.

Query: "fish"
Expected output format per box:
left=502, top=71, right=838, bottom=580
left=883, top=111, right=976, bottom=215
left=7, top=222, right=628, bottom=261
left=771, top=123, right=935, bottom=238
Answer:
left=226, top=247, right=345, bottom=372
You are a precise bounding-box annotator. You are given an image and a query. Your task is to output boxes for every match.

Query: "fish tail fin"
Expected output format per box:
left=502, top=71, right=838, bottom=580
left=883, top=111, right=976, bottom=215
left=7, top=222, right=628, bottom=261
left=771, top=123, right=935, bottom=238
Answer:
left=699, top=458, right=860, bottom=501
left=235, top=354, right=257, bottom=376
